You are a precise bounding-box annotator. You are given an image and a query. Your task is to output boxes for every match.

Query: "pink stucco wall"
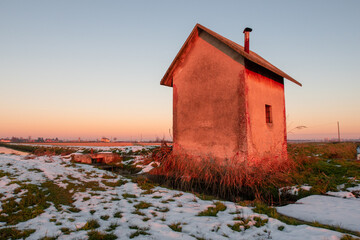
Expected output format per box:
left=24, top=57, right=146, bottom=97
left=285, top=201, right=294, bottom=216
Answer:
left=245, top=68, right=287, bottom=161
left=173, top=33, right=247, bottom=160
left=171, top=31, right=287, bottom=162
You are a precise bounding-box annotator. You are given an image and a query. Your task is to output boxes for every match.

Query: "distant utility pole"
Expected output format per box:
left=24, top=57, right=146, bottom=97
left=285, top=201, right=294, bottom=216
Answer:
left=337, top=121, right=341, bottom=142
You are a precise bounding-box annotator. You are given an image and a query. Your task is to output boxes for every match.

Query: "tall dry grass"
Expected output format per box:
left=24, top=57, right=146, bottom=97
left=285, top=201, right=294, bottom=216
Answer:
left=148, top=146, right=292, bottom=203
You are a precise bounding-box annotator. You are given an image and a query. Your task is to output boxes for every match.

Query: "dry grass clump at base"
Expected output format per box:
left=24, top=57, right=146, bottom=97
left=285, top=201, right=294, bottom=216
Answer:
left=148, top=146, right=292, bottom=203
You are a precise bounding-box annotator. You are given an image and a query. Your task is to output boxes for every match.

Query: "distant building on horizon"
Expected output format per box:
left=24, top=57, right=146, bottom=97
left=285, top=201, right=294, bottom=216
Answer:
left=161, top=24, right=301, bottom=161
left=101, top=137, right=110, bottom=143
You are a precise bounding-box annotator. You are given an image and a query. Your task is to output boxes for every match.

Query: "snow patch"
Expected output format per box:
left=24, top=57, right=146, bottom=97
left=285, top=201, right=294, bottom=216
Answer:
left=277, top=195, right=360, bottom=232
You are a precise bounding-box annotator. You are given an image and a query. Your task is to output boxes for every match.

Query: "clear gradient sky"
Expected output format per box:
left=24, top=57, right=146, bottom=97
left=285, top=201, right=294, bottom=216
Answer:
left=1, top=0, right=359, bottom=141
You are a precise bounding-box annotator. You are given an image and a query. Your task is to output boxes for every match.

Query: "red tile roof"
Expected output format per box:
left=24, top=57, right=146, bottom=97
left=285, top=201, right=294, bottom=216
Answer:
left=161, top=23, right=301, bottom=87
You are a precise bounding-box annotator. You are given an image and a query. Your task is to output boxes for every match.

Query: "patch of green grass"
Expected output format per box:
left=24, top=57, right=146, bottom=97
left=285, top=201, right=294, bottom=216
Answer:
left=0, top=170, right=11, bottom=178
left=156, top=207, right=169, bottom=212
left=132, top=209, right=146, bottom=216
left=63, top=178, right=106, bottom=193
left=121, top=161, right=142, bottom=174
left=230, top=208, right=243, bottom=215
left=68, top=207, right=81, bottom=213
left=106, top=222, right=119, bottom=232
left=341, top=235, right=358, bottom=240
left=227, top=222, right=243, bottom=232
left=142, top=217, right=151, bottom=222
left=195, top=193, right=217, bottom=201
left=0, top=228, right=35, bottom=239
left=197, top=202, right=227, bottom=217
left=0, top=184, right=50, bottom=225
left=278, top=225, right=285, bottom=231
left=81, top=219, right=100, bottom=230
left=253, top=216, right=268, bottom=227
left=163, top=198, right=175, bottom=203
left=102, top=174, right=117, bottom=179
left=141, top=189, right=155, bottom=195
left=134, top=201, right=153, bottom=209
left=39, top=236, right=58, bottom=240
left=132, top=176, right=155, bottom=191
left=41, top=181, right=74, bottom=210
left=173, top=193, right=183, bottom=198
left=28, top=168, right=43, bottom=173
left=227, top=215, right=268, bottom=232
left=0, top=143, right=35, bottom=153
left=88, top=230, right=117, bottom=240
left=90, top=192, right=101, bottom=196
left=168, top=222, right=182, bottom=232
left=81, top=181, right=107, bottom=192
left=122, top=193, right=137, bottom=199
left=114, top=211, right=123, bottom=218
left=100, top=215, right=110, bottom=221
left=90, top=210, right=96, bottom=215
left=129, top=226, right=150, bottom=239
left=102, top=179, right=128, bottom=188
left=152, top=195, right=162, bottom=199
left=60, top=227, right=72, bottom=235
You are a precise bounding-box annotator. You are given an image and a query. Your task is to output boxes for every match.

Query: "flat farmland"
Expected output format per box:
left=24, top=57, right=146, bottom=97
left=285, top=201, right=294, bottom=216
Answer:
left=20, top=142, right=163, bottom=147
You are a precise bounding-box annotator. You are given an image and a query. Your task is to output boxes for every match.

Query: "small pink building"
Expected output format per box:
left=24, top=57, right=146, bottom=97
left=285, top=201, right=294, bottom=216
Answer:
left=161, top=24, right=301, bottom=162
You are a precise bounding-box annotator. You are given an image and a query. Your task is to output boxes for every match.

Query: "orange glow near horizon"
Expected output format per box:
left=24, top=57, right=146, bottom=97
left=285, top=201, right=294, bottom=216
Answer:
left=0, top=109, right=173, bottom=140
left=2, top=109, right=359, bottom=140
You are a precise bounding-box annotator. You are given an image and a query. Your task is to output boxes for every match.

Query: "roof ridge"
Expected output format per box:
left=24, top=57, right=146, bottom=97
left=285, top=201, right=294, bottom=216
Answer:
left=195, top=24, right=301, bottom=86
left=160, top=24, right=301, bottom=87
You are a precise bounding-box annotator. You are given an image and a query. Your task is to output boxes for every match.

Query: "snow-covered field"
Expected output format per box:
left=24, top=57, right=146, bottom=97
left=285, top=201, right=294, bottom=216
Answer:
left=277, top=195, right=360, bottom=232
left=0, top=147, right=29, bottom=156
left=0, top=149, right=358, bottom=239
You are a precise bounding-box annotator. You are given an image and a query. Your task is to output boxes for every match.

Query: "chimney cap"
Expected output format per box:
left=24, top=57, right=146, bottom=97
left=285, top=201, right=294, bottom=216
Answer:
left=243, top=27, right=252, bottom=33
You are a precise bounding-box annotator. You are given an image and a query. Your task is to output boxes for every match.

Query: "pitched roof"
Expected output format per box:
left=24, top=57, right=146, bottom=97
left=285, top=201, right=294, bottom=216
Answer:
left=160, top=24, right=302, bottom=87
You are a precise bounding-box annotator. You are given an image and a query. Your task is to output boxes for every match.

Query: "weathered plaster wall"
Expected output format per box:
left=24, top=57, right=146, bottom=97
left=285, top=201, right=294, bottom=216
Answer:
left=244, top=63, right=287, bottom=161
left=173, top=31, right=247, bottom=159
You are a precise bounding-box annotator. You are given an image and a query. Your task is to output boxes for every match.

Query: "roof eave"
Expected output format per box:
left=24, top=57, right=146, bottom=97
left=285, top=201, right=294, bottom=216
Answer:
left=160, top=23, right=302, bottom=87
left=160, top=24, right=201, bottom=87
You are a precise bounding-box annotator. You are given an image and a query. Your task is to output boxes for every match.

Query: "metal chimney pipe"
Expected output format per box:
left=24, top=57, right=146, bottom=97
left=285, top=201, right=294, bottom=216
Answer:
left=243, top=27, right=252, bottom=53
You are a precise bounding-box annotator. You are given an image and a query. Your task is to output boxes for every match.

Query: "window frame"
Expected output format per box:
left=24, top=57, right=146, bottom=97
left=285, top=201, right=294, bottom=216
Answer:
left=265, top=104, right=272, bottom=124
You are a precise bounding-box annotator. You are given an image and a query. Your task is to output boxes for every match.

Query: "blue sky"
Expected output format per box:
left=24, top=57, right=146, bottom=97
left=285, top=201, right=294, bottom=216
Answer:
left=0, top=0, right=359, bottom=140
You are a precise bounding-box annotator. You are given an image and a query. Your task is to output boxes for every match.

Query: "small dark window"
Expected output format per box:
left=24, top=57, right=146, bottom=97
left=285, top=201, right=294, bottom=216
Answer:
left=265, top=105, right=272, bottom=123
